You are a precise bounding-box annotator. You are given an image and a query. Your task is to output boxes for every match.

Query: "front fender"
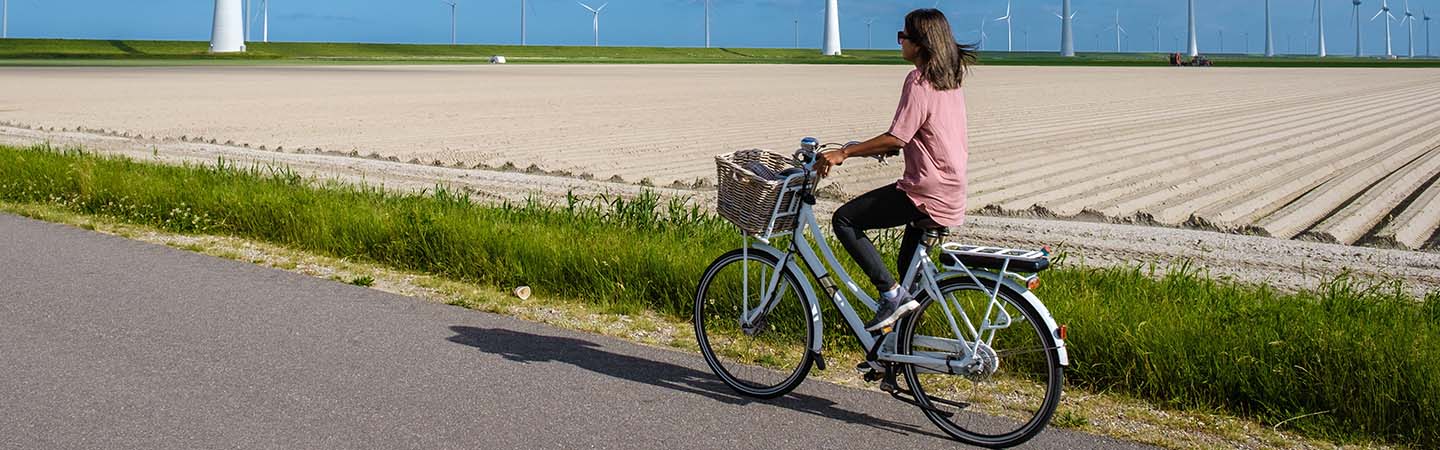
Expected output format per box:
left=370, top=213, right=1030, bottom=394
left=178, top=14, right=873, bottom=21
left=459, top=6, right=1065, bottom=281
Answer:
left=744, top=243, right=825, bottom=354
left=939, top=270, right=1069, bottom=366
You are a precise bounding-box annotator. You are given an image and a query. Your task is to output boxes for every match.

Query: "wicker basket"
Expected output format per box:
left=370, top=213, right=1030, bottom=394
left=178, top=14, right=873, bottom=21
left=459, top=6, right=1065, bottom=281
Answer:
left=715, top=149, right=811, bottom=236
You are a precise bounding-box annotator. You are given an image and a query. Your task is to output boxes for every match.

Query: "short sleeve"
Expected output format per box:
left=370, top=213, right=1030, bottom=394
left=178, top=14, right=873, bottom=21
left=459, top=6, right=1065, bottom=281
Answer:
left=887, top=71, right=929, bottom=143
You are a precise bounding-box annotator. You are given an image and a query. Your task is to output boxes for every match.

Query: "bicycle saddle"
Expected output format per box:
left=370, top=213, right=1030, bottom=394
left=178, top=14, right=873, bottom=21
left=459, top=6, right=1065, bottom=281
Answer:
left=911, top=217, right=950, bottom=236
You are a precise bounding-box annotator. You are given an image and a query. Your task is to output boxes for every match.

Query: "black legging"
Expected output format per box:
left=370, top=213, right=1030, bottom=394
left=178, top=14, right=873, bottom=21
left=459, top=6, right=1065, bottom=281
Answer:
left=832, top=183, right=933, bottom=293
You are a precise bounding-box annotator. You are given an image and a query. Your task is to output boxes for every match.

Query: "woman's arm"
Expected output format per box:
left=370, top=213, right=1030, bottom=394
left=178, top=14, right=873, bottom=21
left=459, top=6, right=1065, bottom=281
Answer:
left=815, top=133, right=906, bottom=177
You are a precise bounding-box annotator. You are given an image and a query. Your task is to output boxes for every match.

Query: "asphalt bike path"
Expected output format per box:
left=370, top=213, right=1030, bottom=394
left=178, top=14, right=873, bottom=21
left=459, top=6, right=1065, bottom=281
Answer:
left=0, top=213, right=1155, bottom=449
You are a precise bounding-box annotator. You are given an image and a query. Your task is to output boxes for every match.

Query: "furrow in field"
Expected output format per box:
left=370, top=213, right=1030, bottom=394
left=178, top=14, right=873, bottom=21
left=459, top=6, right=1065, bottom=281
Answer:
left=1039, top=86, right=1440, bottom=222
left=1254, top=125, right=1440, bottom=239
left=1303, top=145, right=1440, bottom=244
left=969, top=84, right=1427, bottom=212
left=1371, top=166, right=1440, bottom=250
left=964, top=86, right=1358, bottom=173
left=1175, top=98, right=1440, bottom=233
left=962, top=94, right=1323, bottom=171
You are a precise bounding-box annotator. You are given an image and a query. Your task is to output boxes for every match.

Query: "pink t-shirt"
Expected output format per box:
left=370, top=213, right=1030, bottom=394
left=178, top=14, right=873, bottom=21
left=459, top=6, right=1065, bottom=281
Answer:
left=888, top=69, right=969, bottom=227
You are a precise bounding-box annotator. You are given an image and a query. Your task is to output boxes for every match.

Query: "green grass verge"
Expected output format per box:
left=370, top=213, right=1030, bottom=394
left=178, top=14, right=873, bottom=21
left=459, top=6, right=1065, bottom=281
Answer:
left=1, top=143, right=1435, bottom=446
left=5, top=38, right=1440, bottom=67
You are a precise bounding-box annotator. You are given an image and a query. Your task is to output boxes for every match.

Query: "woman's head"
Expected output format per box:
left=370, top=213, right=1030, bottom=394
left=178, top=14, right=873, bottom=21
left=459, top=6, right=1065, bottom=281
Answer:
left=899, top=9, right=976, bottom=91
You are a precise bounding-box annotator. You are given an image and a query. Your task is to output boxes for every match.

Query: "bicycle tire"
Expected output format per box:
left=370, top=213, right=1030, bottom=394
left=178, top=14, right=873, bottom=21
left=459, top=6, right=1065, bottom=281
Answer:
left=694, top=248, right=815, bottom=399
left=897, top=277, right=1064, bottom=448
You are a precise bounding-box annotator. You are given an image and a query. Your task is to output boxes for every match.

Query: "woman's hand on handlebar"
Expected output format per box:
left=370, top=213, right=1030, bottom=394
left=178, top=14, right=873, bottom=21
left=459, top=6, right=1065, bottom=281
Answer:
left=816, top=149, right=847, bottom=178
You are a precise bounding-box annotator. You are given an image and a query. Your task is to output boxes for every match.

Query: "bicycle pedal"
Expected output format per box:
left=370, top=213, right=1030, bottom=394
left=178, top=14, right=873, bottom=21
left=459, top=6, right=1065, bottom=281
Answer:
left=856, top=362, right=888, bottom=382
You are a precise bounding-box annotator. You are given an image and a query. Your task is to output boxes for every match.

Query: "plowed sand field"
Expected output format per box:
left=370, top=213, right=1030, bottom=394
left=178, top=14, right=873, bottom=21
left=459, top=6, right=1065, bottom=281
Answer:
left=2, top=64, right=1439, bottom=250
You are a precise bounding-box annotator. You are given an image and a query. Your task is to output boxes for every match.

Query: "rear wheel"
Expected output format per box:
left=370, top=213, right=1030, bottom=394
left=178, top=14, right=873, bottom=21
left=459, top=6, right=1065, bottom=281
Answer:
left=898, top=278, right=1063, bottom=448
left=694, top=248, right=814, bottom=399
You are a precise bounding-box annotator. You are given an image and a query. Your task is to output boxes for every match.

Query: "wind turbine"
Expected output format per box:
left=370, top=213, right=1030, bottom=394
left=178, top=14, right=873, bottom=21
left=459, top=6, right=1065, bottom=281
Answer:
left=1057, top=0, right=1076, bottom=57
left=994, top=0, right=1013, bottom=52
left=1399, top=0, right=1416, bottom=57
left=1313, top=0, right=1327, bottom=57
left=1104, top=10, right=1127, bottom=52
left=521, top=0, right=527, bottom=45
left=1374, top=0, right=1397, bottom=57
left=3, top=0, right=9, bottom=39
left=245, top=0, right=251, bottom=42
left=262, top=0, right=269, bottom=43
left=864, top=18, right=874, bottom=50
left=1265, top=0, right=1276, bottom=56
left=977, top=18, right=990, bottom=50
left=1426, top=9, right=1432, bottom=57
left=703, top=0, right=711, bottom=48
left=1187, top=0, right=1199, bottom=56
left=442, top=0, right=457, bottom=45
left=1352, top=0, right=1365, bottom=56
left=578, top=2, right=607, bottom=47
left=821, top=0, right=840, bottom=55
left=793, top=18, right=799, bottom=48
left=1154, top=19, right=1161, bottom=52
left=210, top=0, right=245, bottom=52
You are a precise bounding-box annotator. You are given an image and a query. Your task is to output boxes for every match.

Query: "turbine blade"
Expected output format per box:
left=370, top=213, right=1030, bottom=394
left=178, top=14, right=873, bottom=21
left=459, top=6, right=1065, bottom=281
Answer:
left=597, top=2, right=607, bottom=11
left=1373, top=9, right=1386, bottom=20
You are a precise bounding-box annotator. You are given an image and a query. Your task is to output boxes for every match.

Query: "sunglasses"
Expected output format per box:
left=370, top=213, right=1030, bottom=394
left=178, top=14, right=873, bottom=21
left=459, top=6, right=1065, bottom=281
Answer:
left=896, top=31, right=910, bottom=45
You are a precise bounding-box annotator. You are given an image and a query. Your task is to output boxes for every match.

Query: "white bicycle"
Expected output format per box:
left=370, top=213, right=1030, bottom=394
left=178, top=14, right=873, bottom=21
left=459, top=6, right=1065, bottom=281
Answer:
left=694, top=138, right=1070, bottom=448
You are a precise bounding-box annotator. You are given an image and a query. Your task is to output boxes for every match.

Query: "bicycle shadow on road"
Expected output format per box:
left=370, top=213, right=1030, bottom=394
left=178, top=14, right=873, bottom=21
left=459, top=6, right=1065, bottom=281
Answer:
left=446, top=325, right=948, bottom=440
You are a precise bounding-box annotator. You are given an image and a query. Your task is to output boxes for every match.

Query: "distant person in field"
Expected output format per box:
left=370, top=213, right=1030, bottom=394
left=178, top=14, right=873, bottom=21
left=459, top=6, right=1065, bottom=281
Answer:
left=814, top=8, right=975, bottom=333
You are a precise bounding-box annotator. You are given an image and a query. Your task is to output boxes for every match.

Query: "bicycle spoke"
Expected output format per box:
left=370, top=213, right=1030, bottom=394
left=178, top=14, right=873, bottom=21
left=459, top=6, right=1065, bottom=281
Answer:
left=695, top=249, right=814, bottom=399
left=900, top=279, right=1063, bottom=447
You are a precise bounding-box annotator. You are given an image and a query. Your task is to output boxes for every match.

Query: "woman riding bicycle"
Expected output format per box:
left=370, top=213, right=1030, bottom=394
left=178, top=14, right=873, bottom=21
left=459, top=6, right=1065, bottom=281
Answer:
left=816, top=9, right=976, bottom=333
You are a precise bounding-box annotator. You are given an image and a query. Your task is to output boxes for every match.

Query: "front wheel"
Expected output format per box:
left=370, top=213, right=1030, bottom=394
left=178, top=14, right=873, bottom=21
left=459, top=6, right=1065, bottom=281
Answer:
left=694, top=248, right=814, bottom=399
left=898, top=278, right=1064, bottom=448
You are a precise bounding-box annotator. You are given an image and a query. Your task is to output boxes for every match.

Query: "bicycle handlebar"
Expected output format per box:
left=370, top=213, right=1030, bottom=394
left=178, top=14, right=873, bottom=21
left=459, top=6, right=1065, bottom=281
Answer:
left=793, top=137, right=896, bottom=172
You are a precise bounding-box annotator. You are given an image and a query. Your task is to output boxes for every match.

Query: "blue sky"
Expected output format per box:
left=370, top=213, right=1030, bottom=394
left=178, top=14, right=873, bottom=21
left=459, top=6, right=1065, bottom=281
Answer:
left=2, top=0, right=1435, bottom=54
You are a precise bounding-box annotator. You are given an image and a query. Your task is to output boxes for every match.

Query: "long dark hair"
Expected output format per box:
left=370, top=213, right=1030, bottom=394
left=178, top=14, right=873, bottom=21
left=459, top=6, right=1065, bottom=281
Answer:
left=904, top=9, right=977, bottom=91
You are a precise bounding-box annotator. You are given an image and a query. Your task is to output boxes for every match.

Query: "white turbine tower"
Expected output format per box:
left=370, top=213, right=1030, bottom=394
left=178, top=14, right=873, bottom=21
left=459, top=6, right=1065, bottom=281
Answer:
left=703, top=0, right=711, bottom=48
left=1265, top=0, right=1276, bottom=56
left=579, top=2, right=607, bottom=47
left=864, top=18, right=874, bottom=50
left=1154, top=18, right=1161, bottom=52
left=1426, top=9, right=1432, bottom=57
left=1105, top=10, right=1127, bottom=52
left=1400, top=0, right=1416, bottom=57
left=1187, top=0, right=1199, bottom=56
left=262, top=0, right=269, bottom=43
left=442, top=0, right=457, bottom=45
left=521, top=0, right=527, bottom=45
left=1352, top=0, right=1365, bottom=56
left=210, top=0, right=245, bottom=53
left=821, top=0, right=841, bottom=55
left=976, top=18, right=990, bottom=50
left=994, top=0, right=1013, bottom=52
left=1374, top=0, right=1397, bottom=56
left=3, top=0, right=9, bottom=39
left=1057, top=0, right=1076, bottom=57
left=1314, top=0, right=1328, bottom=57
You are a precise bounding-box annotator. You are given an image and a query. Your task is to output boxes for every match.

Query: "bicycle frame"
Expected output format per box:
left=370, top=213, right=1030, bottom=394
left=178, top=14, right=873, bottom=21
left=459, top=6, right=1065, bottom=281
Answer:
left=739, top=171, right=1069, bottom=373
